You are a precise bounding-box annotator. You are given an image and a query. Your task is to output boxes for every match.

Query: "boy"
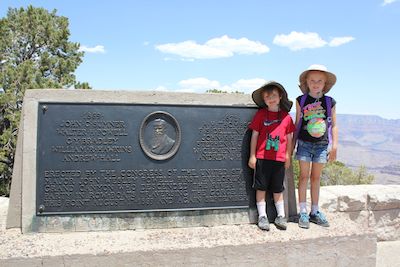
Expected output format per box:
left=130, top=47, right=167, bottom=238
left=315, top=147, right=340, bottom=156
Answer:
left=248, top=81, right=295, bottom=231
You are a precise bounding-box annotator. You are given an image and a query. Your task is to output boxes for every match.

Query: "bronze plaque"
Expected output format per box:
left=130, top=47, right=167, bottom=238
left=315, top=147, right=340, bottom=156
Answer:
left=36, top=103, right=256, bottom=215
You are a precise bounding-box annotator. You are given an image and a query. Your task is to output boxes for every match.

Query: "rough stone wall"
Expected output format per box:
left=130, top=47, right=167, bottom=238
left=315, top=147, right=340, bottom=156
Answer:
left=320, top=185, right=400, bottom=241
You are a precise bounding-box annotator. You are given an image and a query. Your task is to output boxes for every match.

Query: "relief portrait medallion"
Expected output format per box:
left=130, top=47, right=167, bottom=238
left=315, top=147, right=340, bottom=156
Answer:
left=139, top=111, right=181, bottom=160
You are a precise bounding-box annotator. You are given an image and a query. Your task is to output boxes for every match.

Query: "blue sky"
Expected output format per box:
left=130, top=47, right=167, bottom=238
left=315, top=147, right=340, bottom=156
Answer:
left=2, top=1, right=400, bottom=119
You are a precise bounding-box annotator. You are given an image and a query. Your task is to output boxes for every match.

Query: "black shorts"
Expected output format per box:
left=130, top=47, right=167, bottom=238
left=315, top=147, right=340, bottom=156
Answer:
left=253, top=159, right=285, bottom=193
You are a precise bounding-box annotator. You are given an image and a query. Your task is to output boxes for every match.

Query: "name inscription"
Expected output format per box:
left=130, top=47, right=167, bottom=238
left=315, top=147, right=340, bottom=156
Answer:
left=194, top=114, right=248, bottom=161
left=52, top=111, right=131, bottom=162
left=42, top=168, right=246, bottom=210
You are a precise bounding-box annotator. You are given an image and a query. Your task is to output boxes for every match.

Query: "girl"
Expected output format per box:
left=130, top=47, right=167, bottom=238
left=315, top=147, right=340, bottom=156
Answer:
left=294, top=64, right=338, bottom=229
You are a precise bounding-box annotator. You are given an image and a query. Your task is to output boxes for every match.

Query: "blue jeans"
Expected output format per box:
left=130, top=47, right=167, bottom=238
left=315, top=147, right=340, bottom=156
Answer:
left=295, top=140, right=328, bottom=163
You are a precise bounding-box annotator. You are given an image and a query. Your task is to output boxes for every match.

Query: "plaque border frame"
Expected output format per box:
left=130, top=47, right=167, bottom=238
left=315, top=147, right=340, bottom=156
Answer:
left=34, top=102, right=255, bottom=216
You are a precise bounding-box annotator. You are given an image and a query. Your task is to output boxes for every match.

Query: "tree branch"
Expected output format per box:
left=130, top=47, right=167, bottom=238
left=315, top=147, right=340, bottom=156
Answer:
left=0, top=158, right=11, bottom=165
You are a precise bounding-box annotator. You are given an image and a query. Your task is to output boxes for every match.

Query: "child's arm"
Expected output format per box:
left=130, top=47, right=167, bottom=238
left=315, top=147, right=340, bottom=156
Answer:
left=285, top=132, right=293, bottom=169
left=292, top=100, right=301, bottom=153
left=248, top=130, right=259, bottom=169
left=329, top=106, right=338, bottom=162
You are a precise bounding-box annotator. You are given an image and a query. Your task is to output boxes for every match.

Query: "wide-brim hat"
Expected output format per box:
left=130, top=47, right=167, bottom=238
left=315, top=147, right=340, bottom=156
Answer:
left=251, top=81, right=293, bottom=112
left=299, top=64, right=337, bottom=94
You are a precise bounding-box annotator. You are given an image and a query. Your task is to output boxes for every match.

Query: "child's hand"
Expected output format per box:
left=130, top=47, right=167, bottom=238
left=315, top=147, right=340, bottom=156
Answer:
left=328, top=147, right=337, bottom=162
left=285, top=155, right=291, bottom=169
left=248, top=156, right=256, bottom=169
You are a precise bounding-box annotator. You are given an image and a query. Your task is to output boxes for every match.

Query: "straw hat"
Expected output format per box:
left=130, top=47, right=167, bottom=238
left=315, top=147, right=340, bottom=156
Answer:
left=251, top=81, right=293, bottom=112
left=299, top=64, right=337, bottom=94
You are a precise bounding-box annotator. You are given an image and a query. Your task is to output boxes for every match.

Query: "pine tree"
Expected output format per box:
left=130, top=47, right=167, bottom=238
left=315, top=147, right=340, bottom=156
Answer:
left=0, top=6, right=90, bottom=195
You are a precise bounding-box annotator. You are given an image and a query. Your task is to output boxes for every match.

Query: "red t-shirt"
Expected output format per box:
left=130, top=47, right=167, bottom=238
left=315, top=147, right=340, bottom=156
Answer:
left=249, top=109, right=295, bottom=162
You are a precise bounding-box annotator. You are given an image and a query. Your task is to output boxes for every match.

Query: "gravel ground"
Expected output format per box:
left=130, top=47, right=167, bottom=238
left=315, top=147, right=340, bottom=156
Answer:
left=0, top=197, right=372, bottom=260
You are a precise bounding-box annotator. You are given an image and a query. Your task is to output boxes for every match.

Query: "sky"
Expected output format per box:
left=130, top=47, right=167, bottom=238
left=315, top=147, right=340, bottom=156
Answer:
left=1, top=0, right=400, bottom=119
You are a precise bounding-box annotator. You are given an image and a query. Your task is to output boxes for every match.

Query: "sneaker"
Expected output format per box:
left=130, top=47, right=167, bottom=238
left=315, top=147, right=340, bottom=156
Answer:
left=257, top=216, right=270, bottom=231
left=310, top=211, right=330, bottom=227
left=298, top=212, right=310, bottom=229
left=274, top=216, right=287, bottom=230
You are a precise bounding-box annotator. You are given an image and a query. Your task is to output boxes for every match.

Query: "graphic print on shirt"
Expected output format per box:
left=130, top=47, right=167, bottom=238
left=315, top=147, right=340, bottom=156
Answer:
left=266, top=134, right=280, bottom=151
left=303, top=101, right=326, bottom=138
left=263, top=117, right=281, bottom=151
left=264, top=119, right=281, bottom=127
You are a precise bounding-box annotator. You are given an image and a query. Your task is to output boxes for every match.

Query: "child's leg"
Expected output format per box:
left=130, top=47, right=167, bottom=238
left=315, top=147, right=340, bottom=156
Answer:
left=273, top=192, right=287, bottom=230
left=256, top=190, right=270, bottom=230
left=256, top=190, right=267, bottom=218
left=273, top=192, right=285, bottom=217
left=310, top=162, right=325, bottom=214
left=309, top=162, right=330, bottom=227
left=298, top=160, right=311, bottom=213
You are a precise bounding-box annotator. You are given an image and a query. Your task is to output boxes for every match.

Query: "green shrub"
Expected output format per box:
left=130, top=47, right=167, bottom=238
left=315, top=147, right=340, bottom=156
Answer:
left=292, top=158, right=374, bottom=187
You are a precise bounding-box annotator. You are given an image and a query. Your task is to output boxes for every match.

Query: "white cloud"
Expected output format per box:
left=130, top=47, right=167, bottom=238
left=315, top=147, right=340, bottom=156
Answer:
left=329, top=36, right=355, bottom=47
left=154, top=77, right=267, bottom=94
left=273, top=31, right=327, bottom=51
left=230, top=78, right=267, bottom=94
left=79, top=45, right=106, bottom=53
left=382, top=0, right=398, bottom=6
left=178, top=77, right=221, bottom=91
left=155, top=35, right=269, bottom=60
left=205, top=35, right=270, bottom=55
left=273, top=31, right=354, bottom=51
left=156, top=40, right=231, bottom=59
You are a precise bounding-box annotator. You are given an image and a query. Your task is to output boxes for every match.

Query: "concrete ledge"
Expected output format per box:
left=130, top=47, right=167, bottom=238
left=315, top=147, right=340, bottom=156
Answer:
left=1, top=201, right=377, bottom=266
left=0, top=234, right=376, bottom=267
left=376, top=240, right=400, bottom=267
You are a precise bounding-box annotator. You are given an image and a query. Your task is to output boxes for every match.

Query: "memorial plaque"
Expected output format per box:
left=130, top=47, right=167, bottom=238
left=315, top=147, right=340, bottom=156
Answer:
left=36, top=103, right=256, bottom=215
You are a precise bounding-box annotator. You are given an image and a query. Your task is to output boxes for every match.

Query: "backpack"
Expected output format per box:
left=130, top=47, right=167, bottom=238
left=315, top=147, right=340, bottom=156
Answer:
left=294, top=94, right=333, bottom=146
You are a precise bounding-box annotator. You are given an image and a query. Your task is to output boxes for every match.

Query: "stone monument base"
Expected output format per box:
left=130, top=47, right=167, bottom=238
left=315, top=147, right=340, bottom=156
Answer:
left=30, top=208, right=258, bottom=233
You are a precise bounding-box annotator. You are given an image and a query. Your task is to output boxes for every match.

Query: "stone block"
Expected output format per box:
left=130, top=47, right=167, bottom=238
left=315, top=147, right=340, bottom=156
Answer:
left=6, top=119, right=23, bottom=229
left=367, top=185, right=400, bottom=211
left=320, top=185, right=368, bottom=212
left=42, top=257, right=65, bottom=267
left=115, top=214, right=137, bottom=230
left=74, top=215, right=118, bottom=232
left=334, top=234, right=377, bottom=267
left=376, top=240, right=400, bottom=267
left=342, top=210, right=370, bottom=228
left=319, top=187, right=339, bottom=212
left=25, top=234, right=378, bottom=267
left=43, top=216, right=76, bottom=233
left=338, top=195, right=366, bottom=212
left=369, top=209, right=400, bottom=241
left=0, top=258, right=43, bottom=267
